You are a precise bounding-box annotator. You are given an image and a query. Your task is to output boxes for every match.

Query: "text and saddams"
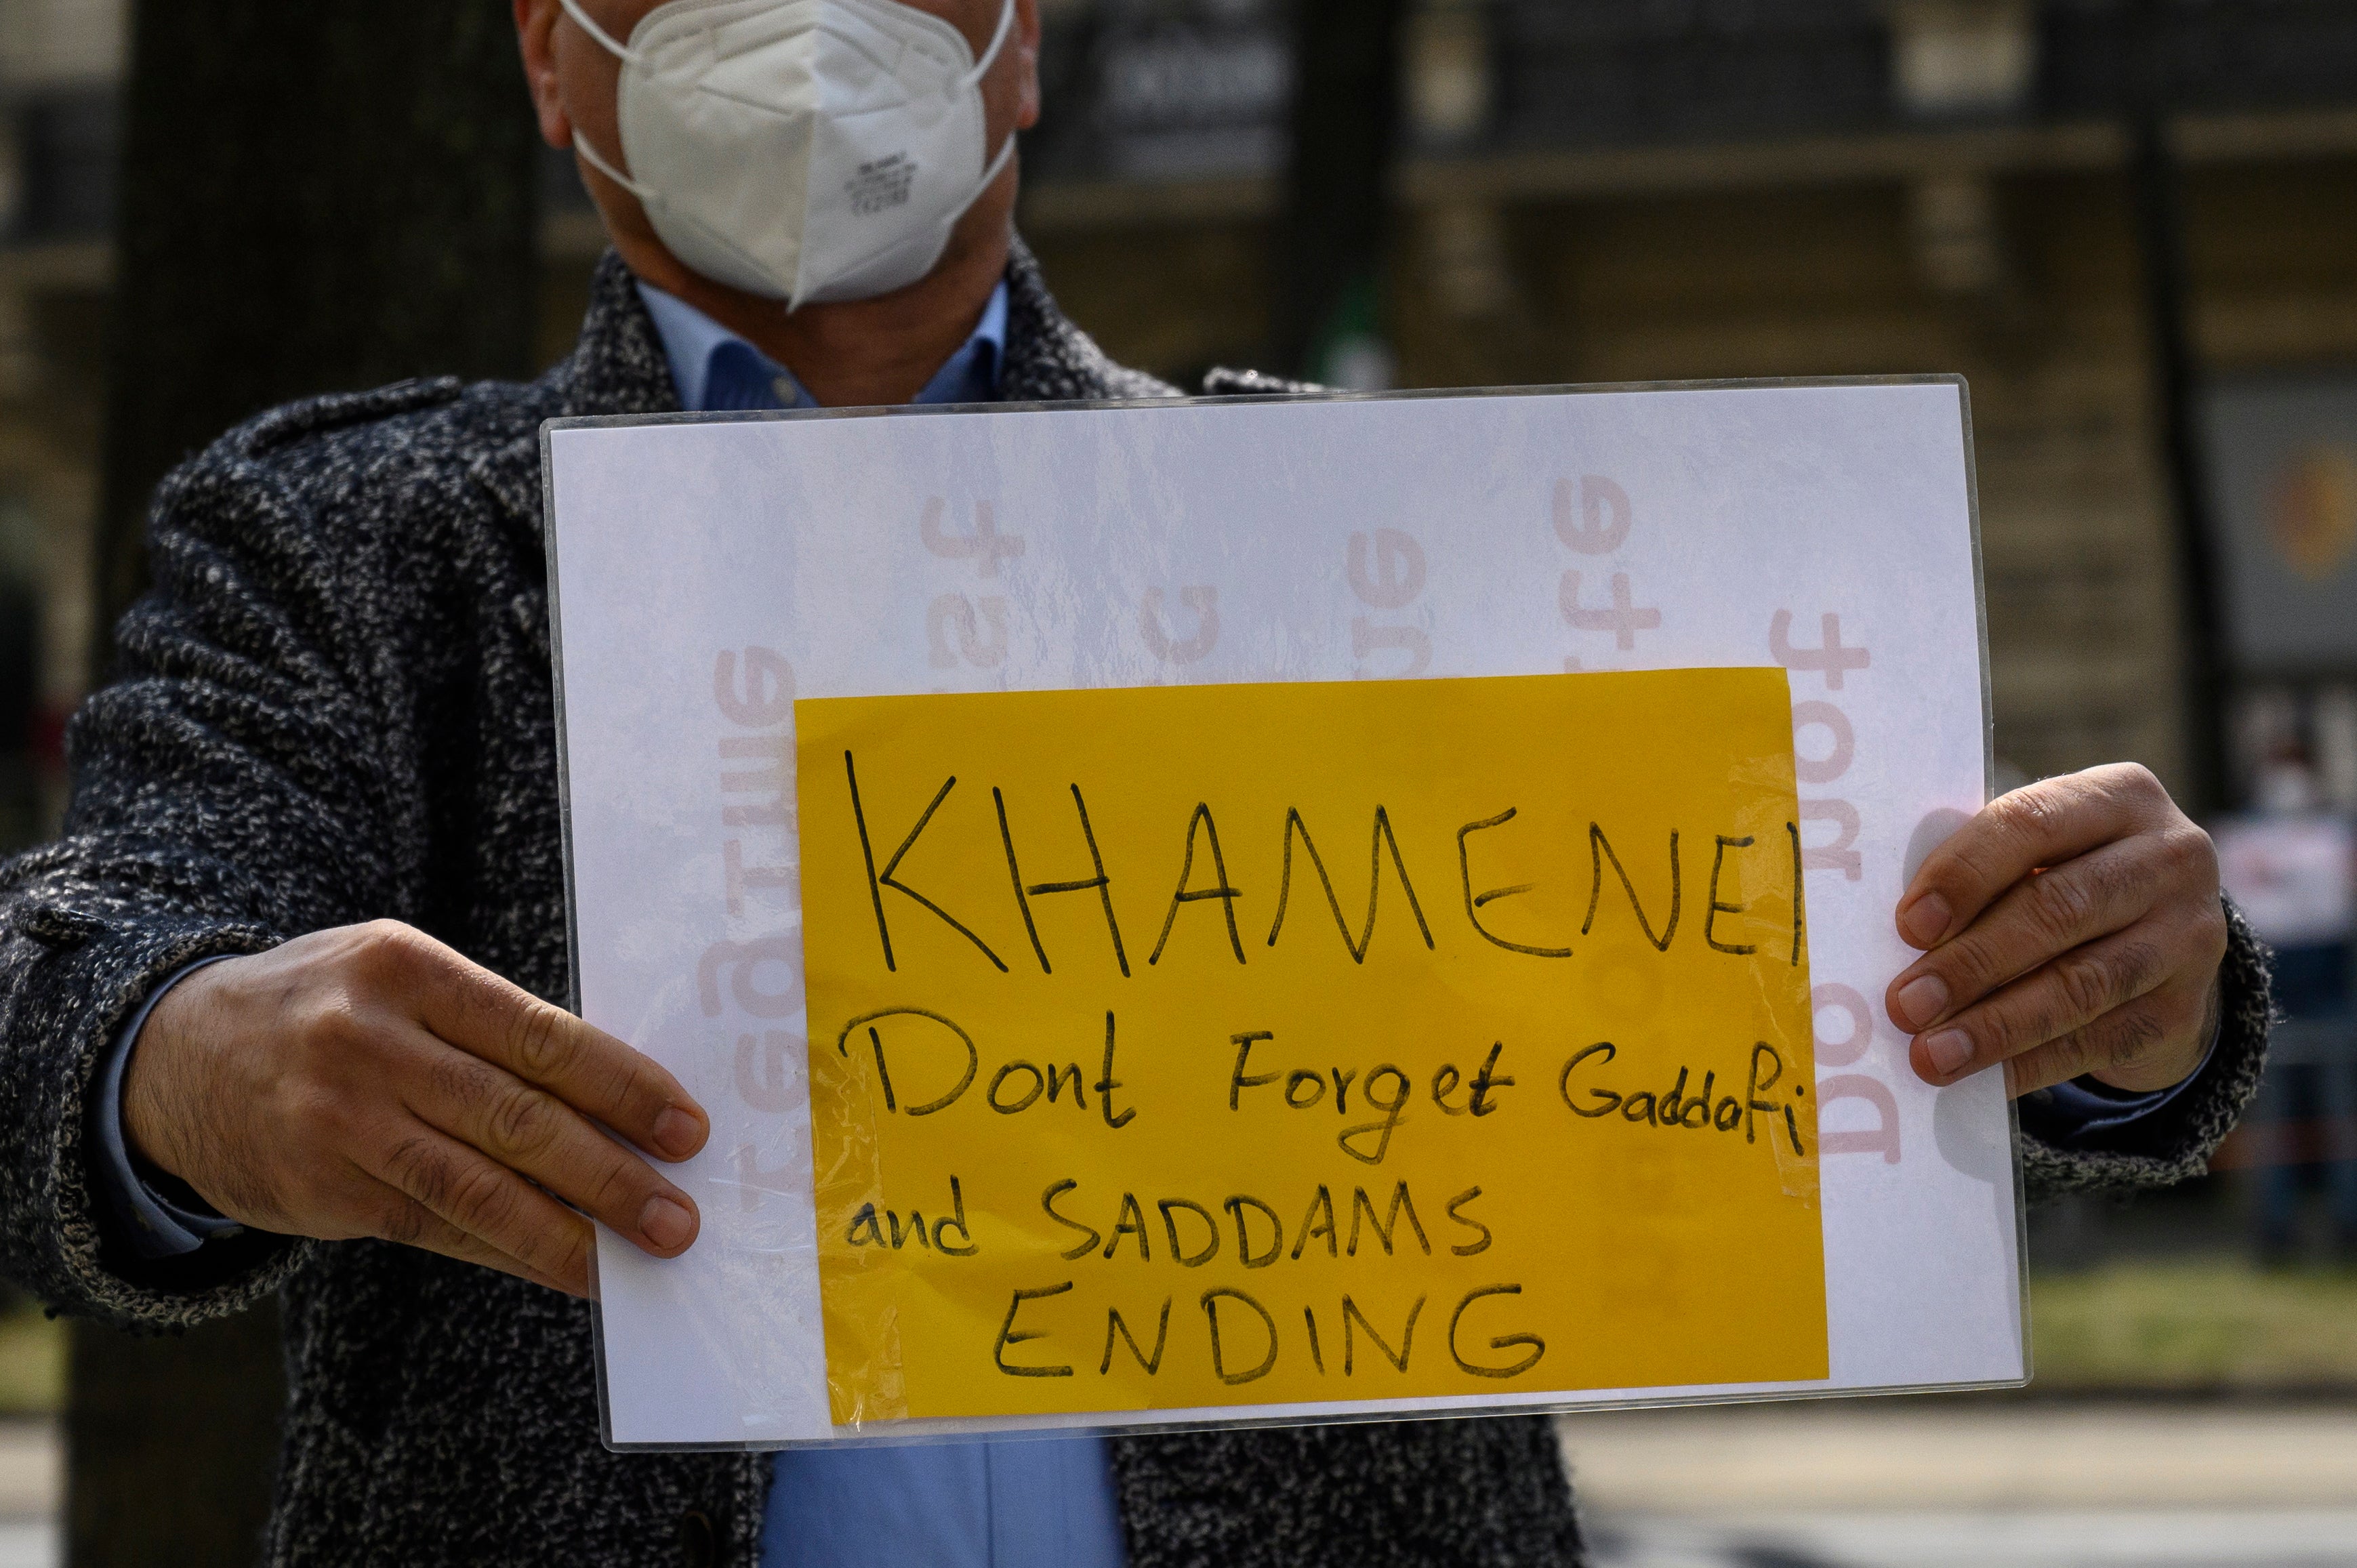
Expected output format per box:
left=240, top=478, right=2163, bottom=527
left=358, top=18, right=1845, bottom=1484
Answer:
left=796, top=672, right=1830, bottom=1422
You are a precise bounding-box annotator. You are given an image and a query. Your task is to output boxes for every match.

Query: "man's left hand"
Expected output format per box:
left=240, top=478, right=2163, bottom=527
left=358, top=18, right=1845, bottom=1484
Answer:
left=1885, top=762, right=2228, bottom=1097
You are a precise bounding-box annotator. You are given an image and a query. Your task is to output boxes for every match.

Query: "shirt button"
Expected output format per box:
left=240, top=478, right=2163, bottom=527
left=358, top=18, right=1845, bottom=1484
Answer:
left=677, top=1508, right=717, bottom=1568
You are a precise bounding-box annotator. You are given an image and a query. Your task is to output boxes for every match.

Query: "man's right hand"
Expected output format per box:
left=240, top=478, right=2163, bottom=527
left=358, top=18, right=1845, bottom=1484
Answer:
left=123, top=921, right=710, bottom=1297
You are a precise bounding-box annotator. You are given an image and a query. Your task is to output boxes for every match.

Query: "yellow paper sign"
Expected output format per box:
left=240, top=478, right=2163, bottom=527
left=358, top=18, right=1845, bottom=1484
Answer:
left=796, top=669, right=1824, bottom=1424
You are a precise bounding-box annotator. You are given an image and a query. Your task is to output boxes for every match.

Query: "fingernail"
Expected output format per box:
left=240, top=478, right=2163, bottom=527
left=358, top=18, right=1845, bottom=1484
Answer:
left=652, top=1106, right=704, bottom=1159
left=1923, top=1029, right=1973, bottom=1077
left=1898, top=892, right=1952, bottom=948
left=640, top=1195, right=695, bottom=1252
left=1895, top=974, right=1950, bottom=1031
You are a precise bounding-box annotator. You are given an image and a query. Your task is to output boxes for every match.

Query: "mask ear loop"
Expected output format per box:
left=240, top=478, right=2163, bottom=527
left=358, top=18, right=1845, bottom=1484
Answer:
left=948, top=0, right=1020, bottom=215
left=554, top=0, right=661, bottom=203
left=958, top=0, right=1019, bottom=91
left=970, top=121, right=1018, bottom=197
left=556, top=0, right=642, bottom=63
left=571, top=127, right=659, bottom=204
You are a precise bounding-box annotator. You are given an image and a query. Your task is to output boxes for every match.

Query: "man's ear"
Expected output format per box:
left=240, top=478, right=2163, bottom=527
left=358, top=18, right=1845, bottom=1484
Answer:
left=515, top=0, right=575, bottom=150
left=1013, top=0, right=1042, bottom=132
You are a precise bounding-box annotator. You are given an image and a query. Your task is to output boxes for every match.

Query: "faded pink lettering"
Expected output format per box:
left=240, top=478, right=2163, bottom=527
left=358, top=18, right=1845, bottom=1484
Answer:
left=920, top=496, right=1024, bottom=578
left=1347, top=529, right=1427, bottom=609
left=735, top=1031, right=800, bottom=1113
left=1818, top=1074, right=1901, bottom=1163
left=718, top=734, right=788, bottom=798
left=1352, top=618, right=1433, bottom=679
left=1811, top=982, right=1875, bottom=1068
left=1559, top=571, right=1660, bottom=651
left=1799, top=799, right=1863, bottom=881
left=928, top=594, right=1008, bottom=669
left=1551, top=475, right=1632, bottom=555
left=697, top=934, right=802, bottom=1018
left=723, top=840, right=796, bottom=917
left=713, top=647, right=794, bottom=728
left=1770, top=610, right=1870, bottom=690
left=1141, top=587, right=1219, bottom=664
left=1791, top=700, right=1856, bottom=786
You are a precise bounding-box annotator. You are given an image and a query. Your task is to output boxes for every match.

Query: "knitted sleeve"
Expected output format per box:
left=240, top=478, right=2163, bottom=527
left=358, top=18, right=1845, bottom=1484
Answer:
left=2018, top=898, right=2273, bottom=1204
left=0, top=380, right=461, bottom=1328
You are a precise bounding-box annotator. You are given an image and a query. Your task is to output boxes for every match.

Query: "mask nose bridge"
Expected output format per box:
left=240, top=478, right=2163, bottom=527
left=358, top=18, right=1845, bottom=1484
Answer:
left=609, top=0, right=1005, bottom=95
left=689, top=11, right=918, bottom=119
left=825, top=0, right=1010, bottom=93
left=813, top=4, right=928, bottom=95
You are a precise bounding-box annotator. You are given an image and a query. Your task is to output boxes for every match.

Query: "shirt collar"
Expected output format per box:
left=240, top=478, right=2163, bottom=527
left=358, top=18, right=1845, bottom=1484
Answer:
left=634, top=278, right=1009, bottom=413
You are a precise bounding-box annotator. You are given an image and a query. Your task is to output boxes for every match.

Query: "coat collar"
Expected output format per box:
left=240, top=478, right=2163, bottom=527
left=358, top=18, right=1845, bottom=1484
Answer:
left=474, top=237, right=1175, bottom=531
left=466, top=249, right=675, bottom=528
left=996, top=235, right=1181, bottom=406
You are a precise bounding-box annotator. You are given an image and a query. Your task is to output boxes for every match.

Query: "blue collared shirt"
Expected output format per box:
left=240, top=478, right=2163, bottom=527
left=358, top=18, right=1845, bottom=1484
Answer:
left=636, top=278, right=1009, bottom=413
left=631, top=280, right=1130, bottom=1568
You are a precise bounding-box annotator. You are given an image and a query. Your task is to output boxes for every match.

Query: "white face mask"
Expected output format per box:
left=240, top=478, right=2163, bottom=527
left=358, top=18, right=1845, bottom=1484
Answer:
left=558, top=0, right=1019, bottom=308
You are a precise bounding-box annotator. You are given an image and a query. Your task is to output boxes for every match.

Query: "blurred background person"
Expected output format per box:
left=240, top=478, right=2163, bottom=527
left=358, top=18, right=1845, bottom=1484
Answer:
left=2217, top=733, right=2357, bottom=1261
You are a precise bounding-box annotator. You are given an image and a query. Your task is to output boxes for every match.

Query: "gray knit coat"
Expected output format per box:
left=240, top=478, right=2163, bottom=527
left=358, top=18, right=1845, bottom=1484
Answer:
left=0, top=245, right=2272, bottom=1567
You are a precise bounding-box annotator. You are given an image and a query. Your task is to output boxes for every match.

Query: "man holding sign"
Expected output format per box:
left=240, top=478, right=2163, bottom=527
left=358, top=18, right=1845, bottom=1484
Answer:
left=0, top=0, right=2271, bottom=1564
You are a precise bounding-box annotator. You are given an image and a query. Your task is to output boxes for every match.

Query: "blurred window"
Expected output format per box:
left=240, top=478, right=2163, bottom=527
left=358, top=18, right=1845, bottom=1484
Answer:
left=0, top=493, right=38, bottom=853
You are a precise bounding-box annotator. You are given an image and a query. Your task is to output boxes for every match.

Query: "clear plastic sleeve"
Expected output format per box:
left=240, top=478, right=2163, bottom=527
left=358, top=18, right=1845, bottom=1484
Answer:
left=539, top=375, right=2024, bottom=1451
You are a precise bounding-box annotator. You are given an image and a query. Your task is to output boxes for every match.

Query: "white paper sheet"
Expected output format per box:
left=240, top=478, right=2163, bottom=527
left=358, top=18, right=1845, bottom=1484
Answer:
left=543, top=378, right=2022, bottom=1449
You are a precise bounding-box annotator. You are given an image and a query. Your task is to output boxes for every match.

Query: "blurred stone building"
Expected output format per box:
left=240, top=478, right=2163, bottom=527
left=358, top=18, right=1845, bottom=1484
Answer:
left=0, top=0, right=115, bottom=848
left=1008, top=0, right=2357, bottom=807
left=7, top=0, right=2357, bottom=851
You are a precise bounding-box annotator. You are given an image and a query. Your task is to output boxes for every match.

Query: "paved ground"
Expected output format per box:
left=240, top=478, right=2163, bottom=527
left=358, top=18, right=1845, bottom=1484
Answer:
left=0, top=1428, right=51, bottom=1525
left=0, top=1424, right=55, bottom=1568
left=1562, top=1402, right=2357, bottom=1567
left=4, top=1403, right=2356, bottom=1563
left=1584, top=1510, right=2357, bottom=1567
